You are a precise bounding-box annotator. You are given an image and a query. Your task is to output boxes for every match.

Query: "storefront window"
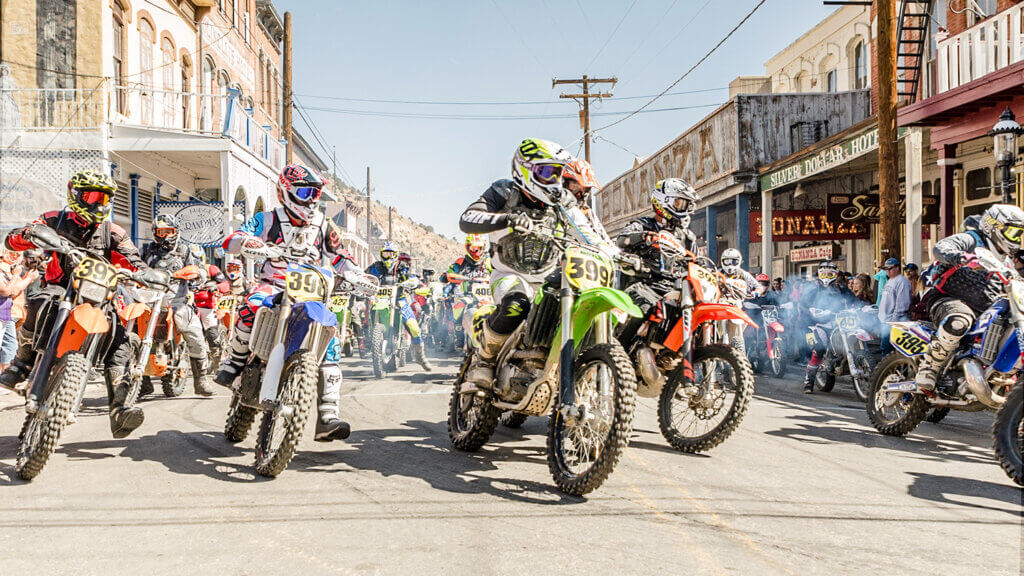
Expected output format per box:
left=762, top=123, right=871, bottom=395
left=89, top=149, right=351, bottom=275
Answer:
left=965, top=167, right=992, bottom=201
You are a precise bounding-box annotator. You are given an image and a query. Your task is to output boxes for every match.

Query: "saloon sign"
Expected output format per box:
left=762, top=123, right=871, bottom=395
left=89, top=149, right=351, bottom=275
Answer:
left=153, top=201, right=246, bottom=247
left=826, top=192, right=940, bottom=225
left=749, top=210, right=869, bottom=243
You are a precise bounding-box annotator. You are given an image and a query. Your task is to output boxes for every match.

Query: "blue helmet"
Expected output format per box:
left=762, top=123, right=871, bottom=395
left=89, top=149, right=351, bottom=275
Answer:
left=380, top=241, right=398, bottom=268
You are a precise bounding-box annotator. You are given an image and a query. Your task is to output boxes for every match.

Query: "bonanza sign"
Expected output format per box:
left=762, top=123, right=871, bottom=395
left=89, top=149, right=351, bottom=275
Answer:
left=749, top=210, right=869, bottom=242
left=826, top=192, right=940, bottom=225
left=154, top=201, right=246, bottom=247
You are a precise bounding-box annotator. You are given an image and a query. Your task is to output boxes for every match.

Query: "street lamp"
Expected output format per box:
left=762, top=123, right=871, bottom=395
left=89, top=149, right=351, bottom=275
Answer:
left=990, top=107, right=1022, bottom=204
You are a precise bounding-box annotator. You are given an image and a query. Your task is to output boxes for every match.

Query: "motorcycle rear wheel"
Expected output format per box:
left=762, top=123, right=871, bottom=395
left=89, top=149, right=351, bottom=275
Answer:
left=926, top=407, right=950, bottom=423
left=993, top=381, right=1023, bottom=486
left=500, top=411, right=529, bottom=428
left=548, top=342, right=637, bottom=496
left=17, top=353, right=90, bottom=480
left=254, top=350, right=318, bottom=477
left=447, top=354, right=500, bottom=451
left=658, top=344, right=754, bottom=454
left=866, top=352, right=929, bottom=436
left=224, top=394, right=258, bottom=443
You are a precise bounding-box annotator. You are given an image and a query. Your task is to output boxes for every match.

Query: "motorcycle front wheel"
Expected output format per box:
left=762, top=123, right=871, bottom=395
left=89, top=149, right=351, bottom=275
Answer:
left=770, top=337, right=787, bottom=378
left=866, top=352, right=929, bottom=436
left=17, top=352, right=90, bottom=480
left=447, top=354, right=500, bottom=451
left=162, top=341, right=188, bottom=397
left=254, top=350, right=318, bottom=477
left=370, top=324, right=386, bottom=378
left=548, top=342, right=637, bottom=496
left=993, top=381, right=1024, bottom=486
left=658, top=344, right=754, bottom=454
left=852, top=350, right=874, bottom=402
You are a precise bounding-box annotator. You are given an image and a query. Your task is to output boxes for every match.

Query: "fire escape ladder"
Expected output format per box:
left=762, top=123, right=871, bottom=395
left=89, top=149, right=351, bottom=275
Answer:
left=896, top=0, right=934, bottom=104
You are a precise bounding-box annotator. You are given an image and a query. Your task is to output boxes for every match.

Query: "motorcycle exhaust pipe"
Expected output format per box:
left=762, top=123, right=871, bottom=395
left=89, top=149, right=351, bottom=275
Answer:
left=635, top=345, right=665, bottom=397
left=962, top=359, right=1006, bottom=409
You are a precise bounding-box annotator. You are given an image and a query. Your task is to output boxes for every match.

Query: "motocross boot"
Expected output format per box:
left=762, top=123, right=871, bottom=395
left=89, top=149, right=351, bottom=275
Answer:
left=464, top=323, right=510, bottom=391
left=802, top=366, right=817, bottom=394
left=106, top=367, right=144, bottom=439
left=214, top=334, right=250, bottom=387
left=0, top=335, right=36, bottom=391
left=189, top=356, right=215, bottom=397
left=914, top=328, right=960, bottom=392
left=314, top=366, right=350, bottom=441
left=412, top=341, right=433, bottom=372
left=204, top=327, right=223, bottom=361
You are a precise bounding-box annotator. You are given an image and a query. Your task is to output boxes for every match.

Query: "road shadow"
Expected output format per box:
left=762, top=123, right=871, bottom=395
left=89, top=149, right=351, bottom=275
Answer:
left=907, top=472, right=1023, bottom=516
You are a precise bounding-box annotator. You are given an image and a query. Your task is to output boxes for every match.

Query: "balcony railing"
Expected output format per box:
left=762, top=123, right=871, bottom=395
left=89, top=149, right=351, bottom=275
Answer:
left=0, top=84, right=284, bottom=170
left=937, top=3, right=1024, bottom=93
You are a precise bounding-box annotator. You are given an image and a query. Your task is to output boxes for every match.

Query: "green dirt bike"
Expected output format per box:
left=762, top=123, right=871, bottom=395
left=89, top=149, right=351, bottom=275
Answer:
left=368, top=276, right=419, bottom=378
left=447, top=209, right=642, bottom=496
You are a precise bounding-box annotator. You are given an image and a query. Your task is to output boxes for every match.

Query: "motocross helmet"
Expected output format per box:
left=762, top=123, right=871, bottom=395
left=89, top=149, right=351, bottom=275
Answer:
left=979, top=204, right=1024, bottom=256
left=277, top=163, right=324, bottom=224
left=511, top=138, right=573, bottom=206
left=562, top=157, right=600, bottom=203
left=153, top=214, right=179, bottom=248
left=755, top=273, right=770, bottom=289
left=67, top=170, right=116, bottom=225
left=817, top=260, right=839, bottom=286
left=380, top=241, right=398, bottom=269
left=225, top=260, right=243, bottom=281
left=465, top=234, right=487, bottom=263
left=397, top=252, right=412, bottom=273
left=720, top=248, right=742, bottom=276
left=651, top=178, right=699, bottom=228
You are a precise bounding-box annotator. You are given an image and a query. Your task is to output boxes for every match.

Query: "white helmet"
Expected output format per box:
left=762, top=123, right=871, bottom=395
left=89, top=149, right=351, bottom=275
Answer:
left=511, top=138, right=573, bottom=206
left=979, top=204, right=1024, bottom=256
left=651, top=178, right=699, bottom=228
left=720, top=248, right=742, bottom=275
left=817, top=260, right=839, bottom=286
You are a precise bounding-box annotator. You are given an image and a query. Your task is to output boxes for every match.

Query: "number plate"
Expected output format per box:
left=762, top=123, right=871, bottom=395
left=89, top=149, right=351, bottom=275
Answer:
left=837, top=314, right=858, bottom=330
left=73, top=257, right=117, bottom=288
left=472, top=284, right=491, bottom=298
left=217, top=296, right=237, bottom=311
left=286, top=268, right=327, bottom=302
left=375, top=285, right=396, bottom=304
left=891, top=325, right=929, bottom=356
left=564, top=246, right=613, bottom=291
left=330, top=294, right=349, bottom=312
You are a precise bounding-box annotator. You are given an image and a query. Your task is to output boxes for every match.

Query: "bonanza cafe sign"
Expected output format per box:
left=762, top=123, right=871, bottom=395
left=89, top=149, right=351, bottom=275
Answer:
left=790, top=244, right=833, bottom=263
left=761, top=126, right=907, bottom=192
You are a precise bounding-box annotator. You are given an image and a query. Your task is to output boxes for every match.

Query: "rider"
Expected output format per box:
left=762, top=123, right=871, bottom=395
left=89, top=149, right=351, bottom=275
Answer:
left=189, top=246, right=231, bottom=361
left=365, top=242, right=433, bottom=371
left=140, top=215, right=215, bottom=397
left=1, top=170, right=154, bottom=438
left=799, top=260, right=858, bottom=393
left=914, top=204, right=1024, bottom=391
left=440, top=234, right=492, bottom=303
left=224, top=259, right=251, bottom=295
left=215, top=163, right=374, bottom=442
left=458, top=138, right=603, bottom=388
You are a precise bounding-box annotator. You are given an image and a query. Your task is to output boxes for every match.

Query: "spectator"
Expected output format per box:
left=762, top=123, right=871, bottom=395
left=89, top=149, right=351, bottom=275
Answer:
left=877, top=258, right=911, bottom=353
left=0, top=249, right=38, bottom=381
left=772, top=277, right=785, bottom=293
left=850, top=273, right=875, bottom=304
left=873, top=261, right=889, bottom=307
left=903, top=263, right=923, bottom=296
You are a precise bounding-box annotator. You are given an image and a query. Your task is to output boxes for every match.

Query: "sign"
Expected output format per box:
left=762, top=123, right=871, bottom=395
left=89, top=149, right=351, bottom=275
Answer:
left=790, top=244, right=833, bottom=262
left=153, top=201, right=246, bottom=247
left=749, top=210, right=869, bottom=242
left=760, top=126, right=907, bottom=192
left=826, top=192, right=940, bottom=225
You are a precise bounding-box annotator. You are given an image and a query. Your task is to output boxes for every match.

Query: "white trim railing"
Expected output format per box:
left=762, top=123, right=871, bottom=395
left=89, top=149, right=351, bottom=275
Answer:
left=937, top=3, right=1024, bottom=93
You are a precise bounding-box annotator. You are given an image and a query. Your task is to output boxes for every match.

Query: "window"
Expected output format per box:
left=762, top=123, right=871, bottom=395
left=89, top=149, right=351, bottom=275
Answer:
left=226, top=0, right=235, bottom=26
left=855, top=41, right=868, bottom=89
left=140, top=19, right=155, bottom=125
left=200, top=57, right=215, bottom=131
left=181, top=56, right=192, bottom=129
left=965, top=167, right=993, bottom=201
left=826, top=70, right=837, bottom=92
left=161, top=38, right=175, bottom=127
left=112, top=12, right=125, bottom=113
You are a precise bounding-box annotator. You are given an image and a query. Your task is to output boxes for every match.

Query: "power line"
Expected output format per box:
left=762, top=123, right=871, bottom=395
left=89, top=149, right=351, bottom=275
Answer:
left=593, top=134, right=642, bottom=158
left=592, top=0, right=768, bottom=135
left=292, top=96, right=355, bottom=186
left=585, top=0, right=638, bottom=73
left=299, top=102, right=722, bottom=121
left=613, top=0, right=681, bottom=76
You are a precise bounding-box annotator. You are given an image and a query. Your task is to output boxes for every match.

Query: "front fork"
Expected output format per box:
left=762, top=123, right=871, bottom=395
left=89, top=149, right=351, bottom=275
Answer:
left=27, top=300, right=72, bottom=407
left=558, top=272, right=576, bottom=409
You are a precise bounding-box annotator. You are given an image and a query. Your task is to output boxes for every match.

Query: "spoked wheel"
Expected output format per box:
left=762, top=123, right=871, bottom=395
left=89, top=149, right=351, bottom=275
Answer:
left=769, top=337, right=787, bottom=378
left=370, top=324, right=386, bottom=378
left=547, top=343, right=637, bottom=496
left=866, top=352, right=929, bottom=437
left=993, top=381, right=1024, bottom=486
left=815, top=362, right=836, bottom=393
left=852, top=351, right=875, bottom=402
left=501, top=411, right=529, bottom=428
left=447, top=354, right=500, bottom=451
left=254, top=350, right=317, bottom=477
left=658, top=344, right=754, bottom=454
left=926, top=407, right=951, bottom=423
left=17, top=353, right=90, bottom=480
left=224, top=394, right=258, bottom=443
left=162, top=342, right=188, bottom=397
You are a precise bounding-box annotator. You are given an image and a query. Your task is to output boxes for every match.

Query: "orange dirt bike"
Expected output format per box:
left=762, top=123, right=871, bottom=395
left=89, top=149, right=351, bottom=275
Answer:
left=120, top=265, right=204, bottom=400
left=620, top=230, right=756, bottom=454
left=14, top=225, right=168, bottom=480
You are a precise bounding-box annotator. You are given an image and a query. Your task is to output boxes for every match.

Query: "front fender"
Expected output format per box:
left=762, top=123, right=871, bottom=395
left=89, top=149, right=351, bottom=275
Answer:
left=57, top=304, right=110, bottom=358
left=284, top=301, right=338, bottom=358
left=549, top=287, right=642, bottom=358
left=692, top=302, right=756, bottom=330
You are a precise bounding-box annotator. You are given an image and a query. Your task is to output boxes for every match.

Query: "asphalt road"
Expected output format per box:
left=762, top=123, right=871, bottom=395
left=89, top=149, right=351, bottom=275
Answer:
left=0, top=351, right=1019, bottom=576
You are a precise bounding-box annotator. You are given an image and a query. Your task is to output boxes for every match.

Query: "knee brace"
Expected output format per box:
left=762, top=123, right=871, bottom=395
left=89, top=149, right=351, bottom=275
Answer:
left=487, top=292, right=531, bottom=334
left=939, top=313, right=972, bottom=337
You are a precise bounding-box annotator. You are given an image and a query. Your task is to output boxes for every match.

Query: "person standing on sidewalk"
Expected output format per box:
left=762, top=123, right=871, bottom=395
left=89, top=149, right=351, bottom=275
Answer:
left=878, top=258, right=911, bottom=354
left=0, top=249, right=38, bottom=384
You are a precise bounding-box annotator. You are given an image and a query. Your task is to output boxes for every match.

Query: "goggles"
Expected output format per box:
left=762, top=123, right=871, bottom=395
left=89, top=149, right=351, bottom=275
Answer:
left=722, top=258, right=740, bottom=268
left=381, top=250, right=397, bottom=260
left=154, top=227, right=177, bottom=239
left=78, top=189, right=111, bottom=207
left=1002, top=224, right=1024, bottom=243
left=818, top=269, right=838, bottom=280
left=291, top=186, right=322, bottom=205
left=668, top=196, right=694, bottom=213
left=530, top=163, right=564, bottom=186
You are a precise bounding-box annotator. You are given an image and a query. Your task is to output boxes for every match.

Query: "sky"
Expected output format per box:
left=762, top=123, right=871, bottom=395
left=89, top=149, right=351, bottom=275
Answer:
left=276, top=0, right=837, bottom=238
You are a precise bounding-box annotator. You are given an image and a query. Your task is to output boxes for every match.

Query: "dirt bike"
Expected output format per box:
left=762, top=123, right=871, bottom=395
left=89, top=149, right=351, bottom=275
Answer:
left=120, top=265, right=203, bottom=401
left=808, top=306, right=877, bottom=402
left=221, top=243, right=342, bottom=477
left=622, top=230, right=757, bottom=454
left=214, top=291, right=240, bottom=362
left=448, top=274, right=494, bottom=353
left=743, top=301, right=787, bottom=378
left=14, top=225, right=167, bottom=480
left=868, top=247, right=1017, bottom=437
left=329, top=290, right=372, bottom=358
left=368, top=276, right=418, bottom=378
left=448, top=209, right=642, bottom=496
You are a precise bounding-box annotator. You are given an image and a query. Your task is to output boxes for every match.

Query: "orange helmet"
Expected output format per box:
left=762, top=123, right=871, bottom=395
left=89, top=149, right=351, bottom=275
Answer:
left=562, top=158, right=600, bottom=201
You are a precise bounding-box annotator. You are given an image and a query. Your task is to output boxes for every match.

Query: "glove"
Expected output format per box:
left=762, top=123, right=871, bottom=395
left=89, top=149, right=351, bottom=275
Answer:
left=505, top=213, right=533, bottom=233
left=240, top=236, right=268, bottom=260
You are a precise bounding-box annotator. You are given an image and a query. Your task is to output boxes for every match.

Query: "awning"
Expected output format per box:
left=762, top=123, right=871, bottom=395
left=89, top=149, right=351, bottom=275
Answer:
left=759, top=118, right=906, bottom=192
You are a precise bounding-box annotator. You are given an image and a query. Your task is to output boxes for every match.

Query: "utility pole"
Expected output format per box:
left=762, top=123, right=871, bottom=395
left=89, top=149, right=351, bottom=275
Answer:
left=553, top=75, right=616, bottom=163
left=282, top=12, right=294, bottom=164
left=366, top=166, right=372, bottom=250
left=877, top=0, right=900, bottom=262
